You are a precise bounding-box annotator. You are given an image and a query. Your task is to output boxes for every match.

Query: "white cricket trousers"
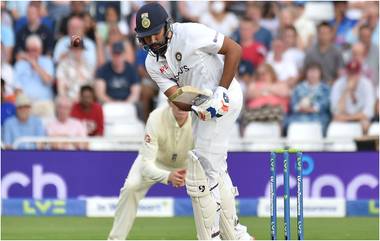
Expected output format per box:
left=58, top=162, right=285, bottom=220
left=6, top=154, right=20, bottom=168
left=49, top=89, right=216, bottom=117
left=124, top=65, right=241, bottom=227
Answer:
left=192, top=79, right=243, bottom=187
left=108, top=155, right=155, bottom=240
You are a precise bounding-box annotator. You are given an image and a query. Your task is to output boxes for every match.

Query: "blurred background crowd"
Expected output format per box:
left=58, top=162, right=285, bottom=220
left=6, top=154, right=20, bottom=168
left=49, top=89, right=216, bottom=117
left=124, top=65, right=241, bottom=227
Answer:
left=1, top=1, right=379, bottom=150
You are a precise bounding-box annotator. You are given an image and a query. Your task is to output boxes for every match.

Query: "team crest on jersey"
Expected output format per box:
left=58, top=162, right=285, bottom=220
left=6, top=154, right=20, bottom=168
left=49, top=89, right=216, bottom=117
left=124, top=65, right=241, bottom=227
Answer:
left=175, top=52, right=182, bottom=61
left=141, top=13, right=150, bottom=29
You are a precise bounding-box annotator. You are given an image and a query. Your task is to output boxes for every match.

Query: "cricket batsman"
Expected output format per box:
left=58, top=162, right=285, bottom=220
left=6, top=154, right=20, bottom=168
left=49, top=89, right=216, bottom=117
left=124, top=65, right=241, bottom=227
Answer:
left=108, top=102, right=251, bottom=240
left=135, top=2, right=248, bottom=240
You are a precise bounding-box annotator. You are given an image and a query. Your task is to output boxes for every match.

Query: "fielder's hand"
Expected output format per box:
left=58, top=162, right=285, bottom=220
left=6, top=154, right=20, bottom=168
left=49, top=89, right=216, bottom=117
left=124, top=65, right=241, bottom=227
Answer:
left=191, top=86, right=230, bottom=121
left=169, top=168, right=187, bottom=187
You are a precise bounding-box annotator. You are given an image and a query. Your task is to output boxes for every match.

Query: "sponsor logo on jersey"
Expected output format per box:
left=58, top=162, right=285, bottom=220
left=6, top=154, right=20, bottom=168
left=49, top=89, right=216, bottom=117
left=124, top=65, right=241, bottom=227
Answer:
left=159, top=64, right=169, bottom=74
left=174, top=65, right=190, bottom=79
left=144, top=134, right=151, bottom=143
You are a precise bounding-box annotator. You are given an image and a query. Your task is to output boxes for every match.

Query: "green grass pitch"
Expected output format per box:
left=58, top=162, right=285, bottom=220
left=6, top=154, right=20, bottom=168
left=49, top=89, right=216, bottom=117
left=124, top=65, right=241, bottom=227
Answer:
left=1, top=216, right=379, bottom=240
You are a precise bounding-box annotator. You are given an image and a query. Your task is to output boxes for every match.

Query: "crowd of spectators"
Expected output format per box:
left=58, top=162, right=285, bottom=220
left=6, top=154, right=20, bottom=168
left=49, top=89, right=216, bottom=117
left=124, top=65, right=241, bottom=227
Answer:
left=1, top=1, right=379, bottom=149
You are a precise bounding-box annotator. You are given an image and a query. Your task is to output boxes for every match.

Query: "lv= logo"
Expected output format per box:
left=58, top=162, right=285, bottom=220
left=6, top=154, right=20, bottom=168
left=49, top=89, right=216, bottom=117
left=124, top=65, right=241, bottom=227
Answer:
left=23, top=200, right=66, bottom=215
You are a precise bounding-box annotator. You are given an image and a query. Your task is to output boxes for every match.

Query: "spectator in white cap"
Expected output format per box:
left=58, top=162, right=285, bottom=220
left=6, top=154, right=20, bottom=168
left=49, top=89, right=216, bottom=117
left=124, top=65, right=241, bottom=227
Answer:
left=2, top=93, right=45, bottom=149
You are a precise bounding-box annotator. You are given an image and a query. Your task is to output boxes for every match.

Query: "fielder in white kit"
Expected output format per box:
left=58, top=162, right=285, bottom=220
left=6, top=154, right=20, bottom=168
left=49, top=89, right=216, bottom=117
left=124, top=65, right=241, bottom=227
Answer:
left=108, top=102, right=191, bottom=240
left=135, top=2, right=252, bottom=240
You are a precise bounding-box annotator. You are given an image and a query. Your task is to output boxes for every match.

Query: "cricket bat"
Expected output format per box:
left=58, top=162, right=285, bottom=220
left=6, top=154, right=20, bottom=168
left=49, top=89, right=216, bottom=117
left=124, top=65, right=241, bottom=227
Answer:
left=168, top=86, right=212, bottom=105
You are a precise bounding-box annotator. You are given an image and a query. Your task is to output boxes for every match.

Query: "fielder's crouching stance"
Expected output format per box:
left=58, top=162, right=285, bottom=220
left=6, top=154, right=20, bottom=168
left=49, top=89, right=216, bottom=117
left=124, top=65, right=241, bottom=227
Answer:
left=108, top=102, right=190, bottom=239
left=108, top=103, right=251, bottom=240
left=133, top=3, right=253, bottom=240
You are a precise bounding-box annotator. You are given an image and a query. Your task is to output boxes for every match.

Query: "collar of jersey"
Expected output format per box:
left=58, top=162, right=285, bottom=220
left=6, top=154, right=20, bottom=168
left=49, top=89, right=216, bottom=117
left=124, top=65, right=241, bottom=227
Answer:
left=168, top=107, right=190, bottom=129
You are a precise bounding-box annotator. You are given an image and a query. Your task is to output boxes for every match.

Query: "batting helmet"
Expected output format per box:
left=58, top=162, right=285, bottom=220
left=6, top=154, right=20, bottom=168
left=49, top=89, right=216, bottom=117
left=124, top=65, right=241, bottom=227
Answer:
left=135, top=3, right=172, bottom=58
left=135, top=2, right=169, bottom=38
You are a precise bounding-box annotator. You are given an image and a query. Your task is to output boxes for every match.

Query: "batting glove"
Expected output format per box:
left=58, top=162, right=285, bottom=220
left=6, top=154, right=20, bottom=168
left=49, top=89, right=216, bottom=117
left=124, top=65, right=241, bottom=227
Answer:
left=191, top=86, right=230, bottom=121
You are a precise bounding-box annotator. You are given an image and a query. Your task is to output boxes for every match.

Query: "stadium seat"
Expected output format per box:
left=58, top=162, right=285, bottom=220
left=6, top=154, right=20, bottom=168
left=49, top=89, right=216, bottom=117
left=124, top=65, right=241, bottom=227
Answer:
left=88, top=141, right=121, bottom=151
left=325, top=122, right=363, bottom=151
left=103, top=103, right=139, bottom=125
left=104, top=122, right=145, bottom=138
left=103, top=103, right=145, bottom=139
left=243, top=122, right=284, bottom=151
left=88, top=138, right=142, bottom=151
left=287, top=122, right=324, bottom=151
left=244, top=121, right=281, bottom=138
left=304, top=2, right=334, bottom=21
left=368, top=122, right=379, bottom=136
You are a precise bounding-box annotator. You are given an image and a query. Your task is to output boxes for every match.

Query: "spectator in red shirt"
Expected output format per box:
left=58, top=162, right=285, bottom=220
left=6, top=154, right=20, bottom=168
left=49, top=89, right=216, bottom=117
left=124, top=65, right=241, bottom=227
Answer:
left=71, top=85, right=104, bottom=136
left=239, top=16, right=267, bottom=70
